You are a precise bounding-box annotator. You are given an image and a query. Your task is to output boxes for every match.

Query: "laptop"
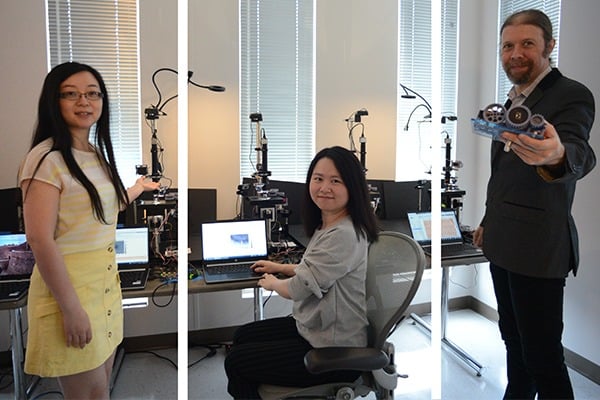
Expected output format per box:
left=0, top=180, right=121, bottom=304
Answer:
left=115, top=226, right=151, bottom=290
left=199, top=219, right=268, bottom=284
left=0, top=232, right=34, bottom=302
left=407, top=210, right=483, bottom=259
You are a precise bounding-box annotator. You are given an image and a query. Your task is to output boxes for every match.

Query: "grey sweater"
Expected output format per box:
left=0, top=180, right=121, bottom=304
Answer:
left=288, top=216, right=369, bottom=348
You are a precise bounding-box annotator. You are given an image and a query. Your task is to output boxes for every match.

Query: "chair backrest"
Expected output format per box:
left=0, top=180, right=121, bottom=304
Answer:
left=365, top=231, right=425, bottom=350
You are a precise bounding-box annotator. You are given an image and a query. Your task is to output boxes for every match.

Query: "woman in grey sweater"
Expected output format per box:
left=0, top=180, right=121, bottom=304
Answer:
left=224, top=146, right=379, bottom=399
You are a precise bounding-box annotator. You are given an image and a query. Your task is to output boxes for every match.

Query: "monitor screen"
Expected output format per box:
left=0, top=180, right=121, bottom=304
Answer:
left=0, top=233, right=35, bottom=277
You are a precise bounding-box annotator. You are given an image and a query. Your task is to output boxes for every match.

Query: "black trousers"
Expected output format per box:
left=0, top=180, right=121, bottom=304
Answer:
left=490, top=263, right=574, bottom=399
left=224, top=316, right=361, bottom=399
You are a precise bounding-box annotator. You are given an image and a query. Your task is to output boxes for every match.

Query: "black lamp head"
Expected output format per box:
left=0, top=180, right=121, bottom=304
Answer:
left=400, top=84, right=417, bottom=99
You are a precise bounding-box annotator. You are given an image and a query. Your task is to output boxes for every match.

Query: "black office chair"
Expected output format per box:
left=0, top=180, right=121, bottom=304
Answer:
left=258, top=231, right=426, bottom=400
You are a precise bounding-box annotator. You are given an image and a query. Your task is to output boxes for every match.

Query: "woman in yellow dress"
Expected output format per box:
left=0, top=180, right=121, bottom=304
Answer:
left=19, top=62, right=159, bottom=399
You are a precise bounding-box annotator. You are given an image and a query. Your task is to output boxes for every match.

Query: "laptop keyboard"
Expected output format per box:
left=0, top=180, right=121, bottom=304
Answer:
left=443, top=243, right=467, bottom=253
left=119, top=269, right=148, bottom=289
left=205, top=262, right=257, bottom=276
left=0, top=280, right=29, bottom=301
left=442, top=243, right=482, bottom=258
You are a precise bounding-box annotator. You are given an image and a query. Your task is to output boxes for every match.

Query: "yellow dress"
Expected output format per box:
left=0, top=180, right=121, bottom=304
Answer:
left=20, top=139, right=123, bottom=377
left=25, top=248, right=123, bottom=377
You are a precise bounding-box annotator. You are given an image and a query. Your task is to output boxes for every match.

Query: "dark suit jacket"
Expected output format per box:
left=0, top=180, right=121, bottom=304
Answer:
left=482, top=68, right=596, bottom=278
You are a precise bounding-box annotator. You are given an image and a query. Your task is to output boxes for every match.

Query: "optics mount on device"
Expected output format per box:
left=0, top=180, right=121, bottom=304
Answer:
left=346, top=108, right=369, bottom=173
left=138, top=68, right=224, bottom=258
left=143, top=68, right=225, bottom=184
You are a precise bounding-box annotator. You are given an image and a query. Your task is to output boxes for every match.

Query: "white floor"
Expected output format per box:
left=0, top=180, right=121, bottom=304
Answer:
left=2, top=309, right=599, bottom=399
left=188, top=309, right=600, bottom=400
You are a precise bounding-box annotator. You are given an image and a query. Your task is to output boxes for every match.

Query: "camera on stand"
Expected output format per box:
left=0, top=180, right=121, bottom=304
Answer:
left=136, top=164, right=149, bottom=176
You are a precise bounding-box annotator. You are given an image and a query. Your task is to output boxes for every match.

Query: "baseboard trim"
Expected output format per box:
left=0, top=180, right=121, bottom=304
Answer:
left=564, top=347, right=600, bottom=384
left=121, top=332, right=177, bottom=352
left=189, top=326, right=238, bottom=345
left=464, top=296, right=600, bottom=385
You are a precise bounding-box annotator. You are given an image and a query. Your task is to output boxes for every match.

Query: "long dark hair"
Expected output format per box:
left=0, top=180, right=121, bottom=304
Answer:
left=301, top=146, right=379, bottom=242
left=26, top=62, right=128, bottom=224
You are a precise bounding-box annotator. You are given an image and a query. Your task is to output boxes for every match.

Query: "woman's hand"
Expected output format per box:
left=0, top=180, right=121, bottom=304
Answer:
left=135, top=176, right=161, bottom=192
left=252, top=260, right=297, bottom=277
left=258, top=273, right=291, bottom=299
left=251, top=260, right=282, bottom=274
left=126, top=176, right=161, bottom=205
left=62, top=304, right=93, bottom=349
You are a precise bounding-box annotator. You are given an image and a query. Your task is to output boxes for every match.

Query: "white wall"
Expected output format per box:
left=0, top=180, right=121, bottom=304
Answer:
left=0, top=1, right=47, bottom=189
left=315, top=0, right=399, bottom=180
left=0, top=0, right=47, bottom=352
left=556, top=0, right=600, bottom=366
left=188, top=0, right=241, bottom=219
left=139, top=0, right=179, bottom=191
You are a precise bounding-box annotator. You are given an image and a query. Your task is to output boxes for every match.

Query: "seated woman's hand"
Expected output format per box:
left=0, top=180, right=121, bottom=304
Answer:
left=251, top=260, right=281, bottom=274
left=257, top=273, right=279, bottom=291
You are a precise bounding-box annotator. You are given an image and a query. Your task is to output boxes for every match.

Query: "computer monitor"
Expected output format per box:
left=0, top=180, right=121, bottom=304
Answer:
left=0, top=188, right=22, bottom=232
left=188, top=188, right=217, bottom=235
left=382, top=180, right=431, bottom=219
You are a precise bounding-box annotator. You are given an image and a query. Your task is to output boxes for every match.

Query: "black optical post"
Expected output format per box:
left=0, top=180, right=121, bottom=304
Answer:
left=346, top=108, right=369, bottom=173
left=250, top=112, right=271, bottom=192
left=144, top=106, right=162, bottom=182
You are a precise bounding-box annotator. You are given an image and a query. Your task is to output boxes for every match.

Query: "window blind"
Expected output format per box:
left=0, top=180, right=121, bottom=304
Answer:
left=240, top=0, right=315, bottom=183
left=397, top=0, right=458, bottom=181
left=46, top=0, right=141, bottom=185
left=496, top=0, right=561, bottom=101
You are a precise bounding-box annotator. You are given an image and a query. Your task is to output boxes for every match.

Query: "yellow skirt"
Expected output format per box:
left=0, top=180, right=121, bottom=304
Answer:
left=24, top=246, right=123, bottom=377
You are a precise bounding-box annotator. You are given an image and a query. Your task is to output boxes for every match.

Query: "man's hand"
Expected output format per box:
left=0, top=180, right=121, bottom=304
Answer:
left=500, top=120, right=565, bottom=167
left=473, top=226, right=484, bottom=248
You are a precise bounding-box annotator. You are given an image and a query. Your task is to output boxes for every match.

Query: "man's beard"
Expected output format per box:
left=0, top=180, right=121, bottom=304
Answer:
left=503, top=60, right=533, bottom=85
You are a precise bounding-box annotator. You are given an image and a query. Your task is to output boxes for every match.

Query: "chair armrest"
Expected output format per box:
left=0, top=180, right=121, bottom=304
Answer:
left=304, top=347, right=389, bottom=374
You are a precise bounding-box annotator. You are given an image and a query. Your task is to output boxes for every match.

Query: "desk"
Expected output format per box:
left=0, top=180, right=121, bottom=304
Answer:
left=140, top=276, right=266, bottom=321
left=377, top=219, right=488, bottom=376
left=2, top=275, right=265, bottom=400
left=411, top=253, right=488, bottom=376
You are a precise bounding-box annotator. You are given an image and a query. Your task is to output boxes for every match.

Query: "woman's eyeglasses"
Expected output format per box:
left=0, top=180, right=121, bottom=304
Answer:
left=59, top=91, right=104, bottom=101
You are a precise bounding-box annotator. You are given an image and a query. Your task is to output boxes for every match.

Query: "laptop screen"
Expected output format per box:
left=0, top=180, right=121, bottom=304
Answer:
left=201, top=219, right=268, bottom=262
left=407, top=210, right=463, bottom=246
left=115, top=227, right=149, bottom=265
left=0, top=232, right=35, bottom=277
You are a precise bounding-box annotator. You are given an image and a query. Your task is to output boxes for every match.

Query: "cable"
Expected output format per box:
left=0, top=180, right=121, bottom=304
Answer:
left=151, top=280, right=177, bottom=307
left=404, top=103, right=432, bottom=131
left=262, top=290, right=274, bottom=307
left=347, top=122, right=364, bottom=154
left=127, top=350, right=178, bottom=370
left=188, top=345, right=219, bottom=368
left=449, top=264, right=479, bottom=290
left=150, top=68, right=225, bottom=113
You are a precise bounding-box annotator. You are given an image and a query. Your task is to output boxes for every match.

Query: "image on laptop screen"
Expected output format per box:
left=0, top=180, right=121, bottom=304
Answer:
left=115, top=227, right=149, bottom=265
left=201, top=219, right=268, bottom=262
left=407, top=210, right=463, bottom=246
left=0, top=233, right=35, bottom=277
